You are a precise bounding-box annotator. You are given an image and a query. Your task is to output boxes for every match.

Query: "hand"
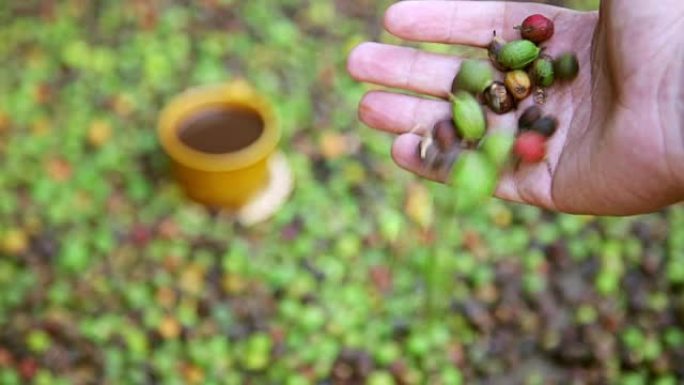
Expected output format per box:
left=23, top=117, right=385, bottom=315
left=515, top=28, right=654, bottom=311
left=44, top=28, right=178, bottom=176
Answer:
left=347, top=0, right=684, bottom=215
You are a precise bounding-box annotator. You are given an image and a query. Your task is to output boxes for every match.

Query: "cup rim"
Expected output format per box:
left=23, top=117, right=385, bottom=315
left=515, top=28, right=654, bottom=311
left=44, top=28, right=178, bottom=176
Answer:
left=158, top=82, right=279, bottom=172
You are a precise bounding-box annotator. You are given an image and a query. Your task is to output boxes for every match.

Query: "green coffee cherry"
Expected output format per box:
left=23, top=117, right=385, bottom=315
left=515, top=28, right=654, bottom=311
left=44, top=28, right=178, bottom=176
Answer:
left=481, top=133, right=515, bottom=168
left=452, top=60, right=494, bottom=95
left=497, top=40, right=541, bottom=70
left=451, top=91, right=486, bottom=141
left=554, top=52, right=580, bottom=81
left=530, top=57, right=555, bottom=87
left=451, top=151, right=498, bottom=210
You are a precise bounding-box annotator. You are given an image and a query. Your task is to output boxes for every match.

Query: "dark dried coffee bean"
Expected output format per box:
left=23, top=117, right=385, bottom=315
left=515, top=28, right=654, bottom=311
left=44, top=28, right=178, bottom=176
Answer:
left=530, top=116, right=558, bottom=137
left=432, top=119, right=458, bottom=151
left=518, top=106, right=543, bottom=131
left=483, top=81, right=515, bottom=114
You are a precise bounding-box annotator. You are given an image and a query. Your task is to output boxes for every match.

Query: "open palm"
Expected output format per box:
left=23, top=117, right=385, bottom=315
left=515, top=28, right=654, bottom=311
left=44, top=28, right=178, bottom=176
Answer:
left=348, top=0, right=684, bottom=215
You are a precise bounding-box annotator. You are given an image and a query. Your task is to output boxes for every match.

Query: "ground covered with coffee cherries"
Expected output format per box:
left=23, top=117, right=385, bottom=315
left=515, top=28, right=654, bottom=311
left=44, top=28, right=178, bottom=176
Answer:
left=2, top=1, right=683, bottom=384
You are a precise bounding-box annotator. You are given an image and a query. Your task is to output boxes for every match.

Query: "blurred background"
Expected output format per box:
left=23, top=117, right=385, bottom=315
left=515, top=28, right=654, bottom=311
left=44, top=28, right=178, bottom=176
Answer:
left=1, top=1, right=683, bottom=384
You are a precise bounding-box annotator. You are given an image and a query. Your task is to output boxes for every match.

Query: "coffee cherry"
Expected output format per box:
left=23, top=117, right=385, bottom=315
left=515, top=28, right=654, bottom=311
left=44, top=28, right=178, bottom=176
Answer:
left=488, top=33, right=508, bottom=71
left=451, top=91, right=486, bottom=141
left=530, top=56, right=555, bottom=88
left=554, top=52, right=580, bottom=81
left=483, top=81, right=515, bottom=114
left=518, top=14, right=555, bottom=44
left=481, top=133, right=515, bottom=168
left=432, top=120, right=458, bottom=151
left=518, top=106, right=543, bottom=130
left=452, top=60, right=494, bottom=95
left=505, top=70, right=532, bottom=100
left=497, top=40, right=541, bottom=70
left=514, top=131, right=546, bottom=163
left=530, top=116, right=558, bottom=137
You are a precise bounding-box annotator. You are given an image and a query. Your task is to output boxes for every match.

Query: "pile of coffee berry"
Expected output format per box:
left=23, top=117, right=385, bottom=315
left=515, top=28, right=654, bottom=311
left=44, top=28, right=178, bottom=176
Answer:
left=419, top=14, right=580, bottom=208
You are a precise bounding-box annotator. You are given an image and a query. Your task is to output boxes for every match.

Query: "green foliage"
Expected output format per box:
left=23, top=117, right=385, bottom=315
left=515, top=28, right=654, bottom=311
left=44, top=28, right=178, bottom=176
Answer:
left=368, top=371, right=396, bottom=385
left=0, top=1, right=681, bottom=384
left=240, top=333, right=273, bottom=371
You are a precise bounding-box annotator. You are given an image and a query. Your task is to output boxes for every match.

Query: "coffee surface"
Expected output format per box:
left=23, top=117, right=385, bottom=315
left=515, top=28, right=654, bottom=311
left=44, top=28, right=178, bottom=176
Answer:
left=178, top=106, right=264, bottom=154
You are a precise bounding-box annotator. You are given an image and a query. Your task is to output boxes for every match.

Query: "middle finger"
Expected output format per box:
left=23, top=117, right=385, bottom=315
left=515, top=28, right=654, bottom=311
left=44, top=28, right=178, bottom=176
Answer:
left=348, top=42, right=483, bottom=98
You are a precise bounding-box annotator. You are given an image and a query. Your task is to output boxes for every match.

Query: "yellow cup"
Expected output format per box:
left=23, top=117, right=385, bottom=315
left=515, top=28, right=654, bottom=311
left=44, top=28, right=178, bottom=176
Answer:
left=157, top=81, right=279, bottom=209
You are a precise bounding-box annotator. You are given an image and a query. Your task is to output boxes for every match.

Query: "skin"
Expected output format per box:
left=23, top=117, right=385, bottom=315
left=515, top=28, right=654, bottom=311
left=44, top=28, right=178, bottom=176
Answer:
left=347, top=0, right=684, bottom=215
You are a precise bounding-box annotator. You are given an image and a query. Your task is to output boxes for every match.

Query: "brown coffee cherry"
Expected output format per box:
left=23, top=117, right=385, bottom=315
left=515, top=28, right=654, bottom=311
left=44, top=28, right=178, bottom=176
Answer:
left=483, top=81, right=515, bottom=115
left=530, top=116, right=558, bottom=137
left=518, top=106, right=543, bottom=130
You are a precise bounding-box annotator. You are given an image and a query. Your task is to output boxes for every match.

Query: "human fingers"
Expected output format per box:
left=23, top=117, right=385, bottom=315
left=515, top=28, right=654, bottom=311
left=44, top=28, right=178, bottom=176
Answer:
left=383, top=0, right=573, bottom=47
left=391, top=131, right=526, bottom=205
left=389, top=110, right=519, bottom=180
left=358, top=91, right=452, bottom=135
left=348, top=42, right=476, bottom=98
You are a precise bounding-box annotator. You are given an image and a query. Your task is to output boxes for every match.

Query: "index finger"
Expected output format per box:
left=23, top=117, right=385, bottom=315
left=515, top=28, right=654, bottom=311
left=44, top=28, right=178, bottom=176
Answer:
left=383, top=1, right=571, bottom=47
